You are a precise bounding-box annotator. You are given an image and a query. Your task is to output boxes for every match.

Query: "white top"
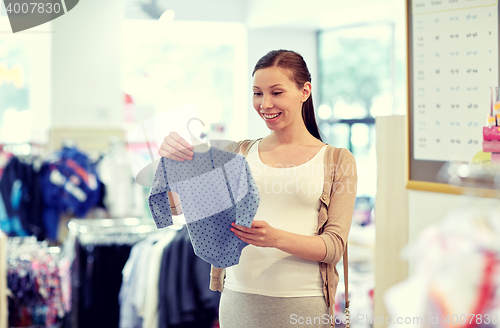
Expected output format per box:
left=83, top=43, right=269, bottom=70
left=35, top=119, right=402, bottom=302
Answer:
left=142, top=230, right=178, bottom=328
left=224, top=139, right=326, bottom=297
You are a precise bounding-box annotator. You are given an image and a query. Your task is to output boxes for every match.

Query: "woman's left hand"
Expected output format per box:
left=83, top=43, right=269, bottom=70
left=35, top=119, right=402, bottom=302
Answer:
left=231, top=220, right=282, bottom=248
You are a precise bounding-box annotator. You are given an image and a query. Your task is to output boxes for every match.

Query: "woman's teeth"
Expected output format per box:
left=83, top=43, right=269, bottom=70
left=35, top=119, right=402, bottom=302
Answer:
left=263, top=113, right=281, bottom=119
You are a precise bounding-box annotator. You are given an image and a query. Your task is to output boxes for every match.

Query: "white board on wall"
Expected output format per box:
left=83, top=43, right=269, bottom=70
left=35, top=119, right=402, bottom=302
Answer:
left=407, top=0, right=500, bottom=193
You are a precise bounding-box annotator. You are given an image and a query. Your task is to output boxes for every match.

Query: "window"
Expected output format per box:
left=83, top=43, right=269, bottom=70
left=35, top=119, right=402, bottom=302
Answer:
left=121, top=20, right=247, bottom=141
left=318, top=23, right=403, bottom=198
left=122, top=20, right=248, bottom=198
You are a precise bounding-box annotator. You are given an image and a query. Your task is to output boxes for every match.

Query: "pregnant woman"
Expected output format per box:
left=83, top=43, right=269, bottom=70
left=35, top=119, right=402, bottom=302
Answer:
left=158, top=49, right=357, bottom=328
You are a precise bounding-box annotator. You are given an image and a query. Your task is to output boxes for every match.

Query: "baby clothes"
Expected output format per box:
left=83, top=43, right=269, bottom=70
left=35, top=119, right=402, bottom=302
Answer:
left=148, top=147, right=260, bottom=268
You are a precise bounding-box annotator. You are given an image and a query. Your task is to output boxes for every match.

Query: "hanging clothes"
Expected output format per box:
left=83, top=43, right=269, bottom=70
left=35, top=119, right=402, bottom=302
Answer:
left=77, top=241, right=133, bottom=328
left=385, top=201, right=500, bottom=328
left=149, top=147, right=260, bottom=268
left=119, top=228, right=177, bottom=328
left=119, top=238, right=154, bottom=328
left=158, top=226, right=220, bottom=328
left=0, top=179, right=27, bottom=237
left=41, top=146, right=103, bottom=240
left=97, top=139, right=144, bottom=218
left=0, top=231, right=6, bottom=328
left=117, top=226, right=220, bottom=328
left=119, top=240, right=148, bottom=328
left=71, top=219, right=157, bottom=328
left=0, top=156, right=46, bottom=239
left=142, top=229, right=179, bottom=328
left=5, top=237, right=68, bottom=327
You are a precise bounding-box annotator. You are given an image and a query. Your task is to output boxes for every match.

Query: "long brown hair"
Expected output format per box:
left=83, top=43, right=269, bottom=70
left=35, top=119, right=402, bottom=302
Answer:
left=252, top=49, right=323, bottom=141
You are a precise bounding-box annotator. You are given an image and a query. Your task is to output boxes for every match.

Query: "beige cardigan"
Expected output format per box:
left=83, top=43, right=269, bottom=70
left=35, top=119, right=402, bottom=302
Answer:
left=208, top=138, right=358, bottom=319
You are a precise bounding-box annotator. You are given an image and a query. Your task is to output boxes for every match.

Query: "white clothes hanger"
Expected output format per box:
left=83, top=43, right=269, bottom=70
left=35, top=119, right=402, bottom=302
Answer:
left=187, top=117, right=211, bottom=153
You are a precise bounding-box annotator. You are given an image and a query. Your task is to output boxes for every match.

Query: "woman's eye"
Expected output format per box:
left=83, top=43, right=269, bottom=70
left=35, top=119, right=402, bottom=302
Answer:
left=253, top=92, right=262, bottom=96
left=273, top=92, right=282, bottom=96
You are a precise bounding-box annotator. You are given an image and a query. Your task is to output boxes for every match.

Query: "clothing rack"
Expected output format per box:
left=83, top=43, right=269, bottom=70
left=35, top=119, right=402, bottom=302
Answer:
left=68, top=217, right=158, bottom=235
left=118, top=225, right=220, bottom=328
left=0, top=142, right=47, bottom=157
left=66, top=217, right=183, bottom=328
left=68, top=218, right=156, bottom=245
left=68, top=217, right=184, bottom=233
left=4, top=236, right=68, bottom=328
left=67, top=217, right=183, bottom=245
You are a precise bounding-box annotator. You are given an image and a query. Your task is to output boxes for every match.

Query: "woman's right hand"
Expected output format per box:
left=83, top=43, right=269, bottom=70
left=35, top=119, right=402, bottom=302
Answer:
left=158, top=132, right=194, bottom=161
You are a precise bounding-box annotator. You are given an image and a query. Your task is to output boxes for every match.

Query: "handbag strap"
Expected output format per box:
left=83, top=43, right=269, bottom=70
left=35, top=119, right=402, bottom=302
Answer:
left=343, top=246, right=350, bottom=327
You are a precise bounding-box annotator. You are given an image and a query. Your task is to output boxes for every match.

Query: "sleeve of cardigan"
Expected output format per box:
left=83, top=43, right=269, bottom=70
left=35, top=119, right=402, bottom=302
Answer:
left=318, top=148, right=357, bottom=265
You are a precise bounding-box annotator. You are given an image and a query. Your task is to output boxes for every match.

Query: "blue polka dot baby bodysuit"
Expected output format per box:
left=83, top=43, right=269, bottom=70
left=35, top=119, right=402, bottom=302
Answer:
left=148, top=147, right=260, bottom=268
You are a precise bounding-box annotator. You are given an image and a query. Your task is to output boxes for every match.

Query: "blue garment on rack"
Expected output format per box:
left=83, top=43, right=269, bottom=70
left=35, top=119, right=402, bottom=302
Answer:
left=0, top=180, right=28, bottom=236
left=0, top=192, right=8, bottom=233
left=41, top=146, right=102, bottom=240
left=149, top=147, right=260, bottom=268
left=0, top=156, right=43, bottom=237
left=9, top=180, right=28, bottom=236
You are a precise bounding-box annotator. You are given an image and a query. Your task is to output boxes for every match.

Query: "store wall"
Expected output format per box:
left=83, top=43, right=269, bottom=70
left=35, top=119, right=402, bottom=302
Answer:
left=51, top=0, right=124, bottom=128
left=47, top=0, right=320, bottom=141
left=374, top=115, right=409, bottom=328
left=156, top=0, right=319, bottom=141
left=157, top=1, right=319, bottom=141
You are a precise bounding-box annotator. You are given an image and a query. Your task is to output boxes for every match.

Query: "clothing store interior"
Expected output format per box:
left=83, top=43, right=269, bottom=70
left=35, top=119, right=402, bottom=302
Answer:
left=1, top=0, right=500, bottom=327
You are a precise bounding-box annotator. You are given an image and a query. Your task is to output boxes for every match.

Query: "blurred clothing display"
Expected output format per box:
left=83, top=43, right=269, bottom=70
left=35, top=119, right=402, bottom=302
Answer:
left=119, top=232, right=171, bottom=328
left=158, top=227, right=220, bottom=328
left=0, top=156, right=46, bottom=239
left=42, top=146, right=103, bottom=240
left=0, top=145, right=107, bottom=241
left=119, top=226, right=220, bottom=328
left=97, top=139, right=144, bottom=218
left=142, top=229, right=179, bottom=328
left=66, top=218, right=220, bottom=328
left=77, top=242, right=132, bottom=328
left=5, top=237, right=71, bottom=328
left=385, top=199, right=500, bottom=328
left=0, top=231, right=6, bottom=328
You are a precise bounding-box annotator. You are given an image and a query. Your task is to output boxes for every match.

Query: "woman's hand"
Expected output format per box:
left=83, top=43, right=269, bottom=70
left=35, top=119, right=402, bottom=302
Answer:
left=231, top=220, right=283, bottom=248
left=232, top=220, right=328, bottom=261
left=158, top=132, right=194, bottom=161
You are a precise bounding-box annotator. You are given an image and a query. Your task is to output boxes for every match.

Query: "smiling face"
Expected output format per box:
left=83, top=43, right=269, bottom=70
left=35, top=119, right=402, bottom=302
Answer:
left=252, top=66, right=311, bottom=132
